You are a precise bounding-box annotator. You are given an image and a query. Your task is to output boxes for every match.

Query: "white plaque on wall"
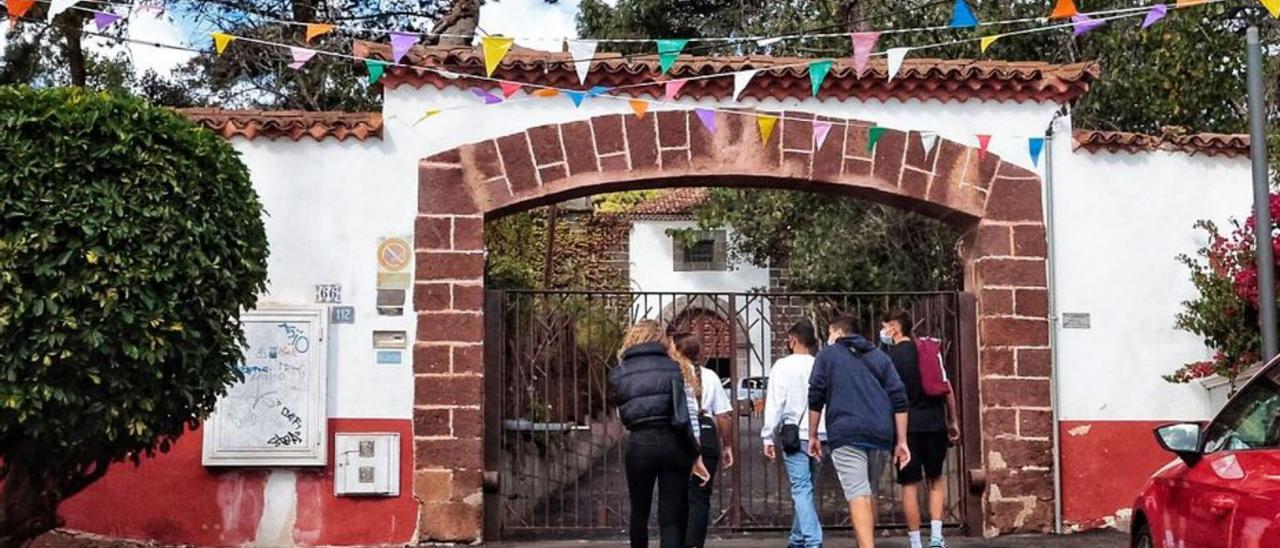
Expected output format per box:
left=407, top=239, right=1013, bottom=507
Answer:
left=203, top=308, right=328, bottom=466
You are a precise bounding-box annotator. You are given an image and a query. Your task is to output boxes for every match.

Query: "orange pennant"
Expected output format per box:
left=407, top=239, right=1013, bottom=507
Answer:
left=7, top=0, right=35, bottom=26
left=1174, top=0, right=1208, bottom=6
left=305, top=23, right=335, bottom=43
left=533, top=89, right=560, bottom=98
left=1049, top=0, right=1078, bottom=19
left=629, top=100, right=649, bottom=119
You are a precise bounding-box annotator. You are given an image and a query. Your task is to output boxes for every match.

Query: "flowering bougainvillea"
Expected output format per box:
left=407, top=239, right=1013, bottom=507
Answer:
left=1169, top=194, right=1279, bottom=386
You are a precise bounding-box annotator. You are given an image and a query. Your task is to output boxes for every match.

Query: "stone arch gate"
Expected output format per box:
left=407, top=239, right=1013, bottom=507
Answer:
left=411, top=110, right=1052, bottom=541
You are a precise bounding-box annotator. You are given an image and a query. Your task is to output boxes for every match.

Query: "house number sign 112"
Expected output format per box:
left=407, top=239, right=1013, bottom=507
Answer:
left=315, top=284, right=342, bottom=304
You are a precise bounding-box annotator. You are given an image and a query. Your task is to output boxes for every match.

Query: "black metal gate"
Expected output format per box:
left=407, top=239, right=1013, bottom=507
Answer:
left=483, top=290, right=976, bottom=540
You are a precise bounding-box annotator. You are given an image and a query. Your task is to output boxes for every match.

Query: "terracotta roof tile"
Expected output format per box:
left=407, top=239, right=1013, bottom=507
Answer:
left=1073, top=129, right=1249, bottom=157
left=353, top=42, right=1099, bottom=104
left=627, top=188, right=711, bottom=218
left=178, top=108, right=383, bottom=142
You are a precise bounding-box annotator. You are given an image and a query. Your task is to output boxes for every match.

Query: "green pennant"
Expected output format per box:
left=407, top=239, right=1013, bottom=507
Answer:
left=656, top=39, right=688, bottom=74
left=365, top=59, right=388, bottom=85
left=809, top=60, right=833, bottom=96
left=868, top=126, right=887, bottom=152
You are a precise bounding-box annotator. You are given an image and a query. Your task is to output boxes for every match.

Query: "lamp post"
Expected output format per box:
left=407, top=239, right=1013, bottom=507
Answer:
left=1246, top=25, right=1277, bottom=360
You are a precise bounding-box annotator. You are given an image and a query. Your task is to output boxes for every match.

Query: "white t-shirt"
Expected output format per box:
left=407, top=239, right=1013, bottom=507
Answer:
left=761, top=353, right=827, bottom=444
left=699, top=367, right=733, bottom=416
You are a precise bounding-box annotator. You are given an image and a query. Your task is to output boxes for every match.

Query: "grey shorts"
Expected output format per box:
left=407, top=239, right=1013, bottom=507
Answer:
left=831, top=446, right=888, bottom=501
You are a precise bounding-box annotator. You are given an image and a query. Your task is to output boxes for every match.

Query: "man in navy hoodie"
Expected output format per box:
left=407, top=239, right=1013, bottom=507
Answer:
left=808, top=316, right=910, bottom=548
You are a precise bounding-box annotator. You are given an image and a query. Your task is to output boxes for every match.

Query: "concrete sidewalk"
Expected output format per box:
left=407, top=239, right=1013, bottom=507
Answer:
left=488, top=530, right=1128, bottom=547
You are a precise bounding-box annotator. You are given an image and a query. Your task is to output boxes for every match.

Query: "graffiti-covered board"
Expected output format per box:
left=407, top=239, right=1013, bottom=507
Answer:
left=202, top=308, right=327, bottom=466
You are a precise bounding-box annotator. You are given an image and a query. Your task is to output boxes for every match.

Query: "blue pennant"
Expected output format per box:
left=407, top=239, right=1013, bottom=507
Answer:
left=564, top=90, right=587, bottom=107
left=1029, top=137, right=1045, bottom=167
left=949, top=0, right=978, bottom=28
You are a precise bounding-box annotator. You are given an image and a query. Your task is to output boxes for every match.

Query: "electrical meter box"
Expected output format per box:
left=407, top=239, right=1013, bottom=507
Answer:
left=334, top=432, right=400, bottom=496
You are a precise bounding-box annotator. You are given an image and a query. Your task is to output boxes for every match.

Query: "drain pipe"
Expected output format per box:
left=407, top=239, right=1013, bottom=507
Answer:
left=1043, top=117, right=1065, bottom=535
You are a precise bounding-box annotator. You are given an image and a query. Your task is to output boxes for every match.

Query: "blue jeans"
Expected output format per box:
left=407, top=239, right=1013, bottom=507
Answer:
left=783, top=445, right=822, bottom=548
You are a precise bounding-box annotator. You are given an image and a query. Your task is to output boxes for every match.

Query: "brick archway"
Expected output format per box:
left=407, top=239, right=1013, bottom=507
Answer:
left=412, top=110, right=1052, bottom=541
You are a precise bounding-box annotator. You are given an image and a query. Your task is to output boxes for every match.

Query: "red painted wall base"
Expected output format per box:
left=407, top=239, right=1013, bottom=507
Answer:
left=1059, top=420, right=1178, bottom=529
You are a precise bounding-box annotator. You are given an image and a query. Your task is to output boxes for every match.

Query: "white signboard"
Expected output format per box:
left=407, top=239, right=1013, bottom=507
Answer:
left=203, top=308, right=327, bottom=466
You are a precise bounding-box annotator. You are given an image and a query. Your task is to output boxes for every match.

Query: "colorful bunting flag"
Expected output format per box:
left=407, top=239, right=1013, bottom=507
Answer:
left=1049, top=0, right=1079, bottom=19
left=499, top=81, right=523, bottom=98
left=365, top=59, right=388, bottom=85
left=415, top=108, right=442, bottom=125
left=980, top=35, right=1000, bottom=53
left=809, top=60, right=833, bottom=96
left=93, top=11, right=122, bottom=31
left=391, top=32, right=418, bottom=64
left=212, top=32, right=235, bottom=55
left=1175, top=0, right=1207, bottom=6
left=733, top=70, right=759, bottom=101
left=47, top=0, right=76, bottom=22
left=588, top=86, right=610, bottom=97
left=920, top=132, right=938, bottom=154
left=886, top=48, right=910, bottom=81
left=757, top=114, right=778, bottom=144
left=757, top=37, right=784, bottom=47
left=629, top=100, right=649, bottom=119
left=7, top=0, right=34, bottom=26
left=665, top=79, right=687, bottom=101
left=1262, top=0, right=1280, bottom=18
left=1028, top=137, right=1045, bottom=167
left=813, top=121, right=833, bottom=150
left=564, top=90, right=587, bottom=107
left=1071, top=14, right=1105, bottom=35
left=949, top=0, right=978, bottom=28
left=977, top=134, right=992, bottom=158
left=533, top=88, right=560, bottom=98
left=288, top=47, right=317, bottom=70
left=868, top=126, right=887, bottom=152
left=306, top=23, right=335, bottom=43
left=657, top=39, right=688, bottom=74
left=851, top=32, right=880, bottom=77
left=482, top=36, right=515, bottom=77
left=695, top=108, right=716, bottom=133
left=471, top=88, right=503, bottom=104
left=567, top=40, right=598, bottom=85
left=1142, top=4, right=1169, bottom=27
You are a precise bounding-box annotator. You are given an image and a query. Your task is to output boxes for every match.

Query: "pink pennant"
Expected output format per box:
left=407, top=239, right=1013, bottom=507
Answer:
left=93, top=11, right=121, bottom=31
left=664, top=79, right=687, bottom=102
left=499, top=81, right=523, bottom=98
left=694, top=108, right=716, bottom=133
left=812, top=121, right=833, bottom=150
left=976, top=134, right=992, bottom=158
left=851, top=32, right=881, bottom=77
left=288, top=47, right=317, bottom=70
left=390, top=32, right=417, bottom=63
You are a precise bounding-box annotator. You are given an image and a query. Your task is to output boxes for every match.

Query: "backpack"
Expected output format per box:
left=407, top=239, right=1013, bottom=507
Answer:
left=914, top=337, right=952, bottom=398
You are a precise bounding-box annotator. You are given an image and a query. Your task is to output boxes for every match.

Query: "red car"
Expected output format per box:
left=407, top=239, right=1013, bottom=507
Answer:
left=1131, top=357, right=1280, bottom=548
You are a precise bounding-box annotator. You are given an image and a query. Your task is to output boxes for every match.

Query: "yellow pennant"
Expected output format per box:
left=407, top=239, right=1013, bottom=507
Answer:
left=979, top=35, right=1000, bottom=53
left=305, top=23, right=335, bottom=43
left=211, top=32, right=235, bottom=55
left=1262, top=0, right=1280, bottom=17
left=482, top=36, right=515, bottom=77
left=629, top=99, right=649, bottom=119
left=756, top=114, right=778, bottom=144
left=415, top=108, right=442, bottom=125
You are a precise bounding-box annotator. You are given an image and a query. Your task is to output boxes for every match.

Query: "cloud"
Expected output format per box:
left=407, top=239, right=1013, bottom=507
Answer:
left=478, top=0, right=581, bottom=51
left=83, top=8, right=195, bottom=75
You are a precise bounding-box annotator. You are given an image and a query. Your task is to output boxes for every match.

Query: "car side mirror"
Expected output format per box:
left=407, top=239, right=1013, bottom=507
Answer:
left=1154, top=422, right=1203, bottom=466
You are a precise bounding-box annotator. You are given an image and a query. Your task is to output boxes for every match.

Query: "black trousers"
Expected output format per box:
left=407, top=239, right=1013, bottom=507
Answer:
left=625, top=427, right=695, bottom=548
left=686, top=418, right=721, bottom=548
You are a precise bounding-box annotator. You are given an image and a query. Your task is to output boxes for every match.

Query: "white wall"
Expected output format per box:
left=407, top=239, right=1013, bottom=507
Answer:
left=1050, top=138, right=1252, bottom=422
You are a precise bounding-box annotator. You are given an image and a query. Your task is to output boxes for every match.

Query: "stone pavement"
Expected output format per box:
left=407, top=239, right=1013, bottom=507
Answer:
left=487, top=530, right=1128, bottom=548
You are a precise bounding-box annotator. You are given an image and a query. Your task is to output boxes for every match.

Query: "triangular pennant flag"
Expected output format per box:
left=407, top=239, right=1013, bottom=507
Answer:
left=949, top=0, right=978, bottom=28
left=1071, top=14, right=1105, bottom=35
left=868, top=126, right=887, bottom=152
left=499, top=82, right=523, bottom=98
left=808, top=60, right=833, bottom=96
left=851, top=32, right=881, bottom=77
left=733, top=70, right=759, bottom=100
left=306, top=23, right=336, bottom=43
left=695, top=108, right=716, bottom=133
left=415, top=108, right=442, bottom=125
left=564, top=90, right=587, bottom=107
left=1175, top=0, right=1207, bottom=6
left=391, top=32, right=418, bottom=64
left=756, top=114, right=778, bottom=144
left=1028, top=137, right=1045, bottom=167
left=813, top=121, right=833, bottom=150
left=533, top=88, right=560, bottom=98
left=93, top=11, right=121, bottom=31
left=664, top=79, right=687, bottom=102
left=211, top=32, right=235, bottom=55
left=7, top=0, right=34, bottom=26
left=1143, top=4, right=1169, bottom=27
left=920, top=132, right=939, bottom=154
left=588, top=85, right=610, bottom=97
left=482, top=36, right=515, bottom=77
left=757, top=37, right=783, bottom=47
left=976, top=134, right=992, bottom=158
left=471, top=88, right=503, bottom=104
left=1261, top=0, right=1280, bottom=18
left=886, top=48, right=910, bottom=81
left=629, top=100, right=649, bottom=119
left=47, top=0, right=76, bottom=22
left=980, top=35, right=1000, bottom=53
left=567, top=39, right=598, bottom=85
left=288, top=47, right=317, bottom=70
left=656, top=38, right=688, bottom=74
left=1049, top=0, right=1078, bottom=19
left=364, top=59, right=388, bottom=85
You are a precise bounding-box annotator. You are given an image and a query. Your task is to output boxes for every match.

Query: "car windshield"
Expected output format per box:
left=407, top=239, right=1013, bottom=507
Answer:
left=1202, top=366, right=1280, bottom=453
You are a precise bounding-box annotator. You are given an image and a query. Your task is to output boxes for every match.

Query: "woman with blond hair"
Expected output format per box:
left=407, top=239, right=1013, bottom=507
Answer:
left=609, top=320, right=709, bottom=548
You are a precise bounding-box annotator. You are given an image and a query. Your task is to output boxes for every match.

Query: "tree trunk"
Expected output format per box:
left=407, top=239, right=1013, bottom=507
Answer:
left=0, top=460, right=63, bottom=547
left=431, top=0, right=480, bottom=46
left=541, top=205, right=559, bottom=289
left=58, top=13, right=87, bottom=87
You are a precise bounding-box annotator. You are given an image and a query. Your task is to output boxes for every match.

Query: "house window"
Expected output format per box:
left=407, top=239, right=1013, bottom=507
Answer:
left=673, top=230, right=727, bottom=271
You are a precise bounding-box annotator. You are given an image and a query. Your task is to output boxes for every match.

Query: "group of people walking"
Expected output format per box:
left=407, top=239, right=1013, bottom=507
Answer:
left=608, top=311, right=960, bottom=548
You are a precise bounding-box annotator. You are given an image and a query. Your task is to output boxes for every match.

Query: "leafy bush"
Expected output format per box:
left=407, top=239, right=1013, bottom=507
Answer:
left=0, top=87, right=269, bottom=543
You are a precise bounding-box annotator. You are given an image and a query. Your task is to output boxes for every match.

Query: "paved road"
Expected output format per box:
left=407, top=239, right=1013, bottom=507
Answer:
left=490, top=530, right=1128, bottom=547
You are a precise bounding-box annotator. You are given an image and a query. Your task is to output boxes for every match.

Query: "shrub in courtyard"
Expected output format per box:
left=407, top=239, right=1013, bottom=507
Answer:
left=0, top=87, right=269, bottom=543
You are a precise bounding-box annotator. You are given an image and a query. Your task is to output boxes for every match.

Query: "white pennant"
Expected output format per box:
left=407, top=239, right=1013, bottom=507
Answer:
left=920, top=132, right=938, bottom=154
left=886, top=47, right=911, bottom=82
left=47, top=0, right=77, bottom=21
left=566, top=39, right=598, bottom=85
left=733, top=70, right=759, bottom=101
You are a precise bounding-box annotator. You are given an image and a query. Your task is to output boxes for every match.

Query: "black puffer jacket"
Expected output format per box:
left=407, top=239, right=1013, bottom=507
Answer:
left=609, top=342, right=685, bottom=429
